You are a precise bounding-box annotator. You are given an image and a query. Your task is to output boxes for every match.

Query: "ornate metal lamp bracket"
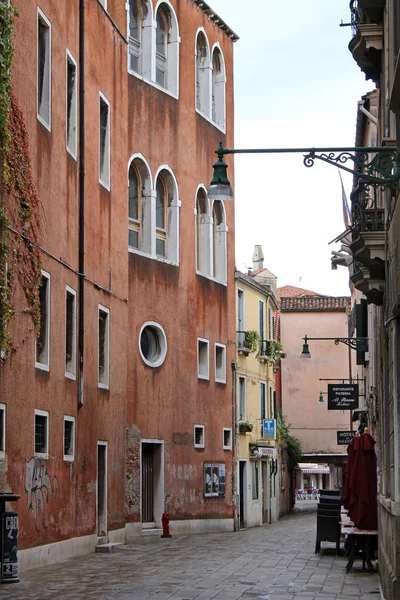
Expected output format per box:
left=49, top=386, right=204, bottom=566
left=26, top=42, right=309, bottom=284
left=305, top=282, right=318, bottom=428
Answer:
left=303, top=148, right=399, bottom=189
left=215, top=144, right=400, bottom=191
left=333, top=337, right=368, bottom=351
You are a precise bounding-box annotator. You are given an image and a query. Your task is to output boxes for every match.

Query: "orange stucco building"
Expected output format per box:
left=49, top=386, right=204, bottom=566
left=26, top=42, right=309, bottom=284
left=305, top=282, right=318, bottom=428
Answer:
left=0, top=0, right=238, bottom=570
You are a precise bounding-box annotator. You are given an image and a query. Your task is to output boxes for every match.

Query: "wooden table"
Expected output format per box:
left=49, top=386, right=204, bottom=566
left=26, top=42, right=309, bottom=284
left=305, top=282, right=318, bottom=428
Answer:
left=341, top=527, right=378, bottom=573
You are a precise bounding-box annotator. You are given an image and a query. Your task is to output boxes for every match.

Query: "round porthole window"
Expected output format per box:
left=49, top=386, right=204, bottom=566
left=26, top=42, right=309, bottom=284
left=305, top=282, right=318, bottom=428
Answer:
left=139, top=322, right=167, bottom=368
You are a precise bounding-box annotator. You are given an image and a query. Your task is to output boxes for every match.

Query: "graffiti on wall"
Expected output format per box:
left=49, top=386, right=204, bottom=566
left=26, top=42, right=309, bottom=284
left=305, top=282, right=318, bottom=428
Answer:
left=24, top=458, right=59, bottom=531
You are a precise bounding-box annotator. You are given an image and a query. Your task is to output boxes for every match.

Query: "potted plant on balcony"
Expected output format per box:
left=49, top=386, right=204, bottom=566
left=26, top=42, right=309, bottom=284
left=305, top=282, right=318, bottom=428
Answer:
left=238, top=420, right=253, bottom=433
left=245, top=330, right=259, bottom=353
left=267, top=340, right=284, bottom=364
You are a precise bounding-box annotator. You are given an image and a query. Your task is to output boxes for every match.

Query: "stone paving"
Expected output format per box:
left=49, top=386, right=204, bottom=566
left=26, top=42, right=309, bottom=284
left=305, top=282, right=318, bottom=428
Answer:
left=0, top=501, right=380, bottom=599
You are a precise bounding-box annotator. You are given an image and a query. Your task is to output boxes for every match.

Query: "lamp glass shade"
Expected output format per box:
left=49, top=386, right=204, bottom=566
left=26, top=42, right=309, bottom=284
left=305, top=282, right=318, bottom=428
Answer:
left=207, top=181, right=233, bottom=202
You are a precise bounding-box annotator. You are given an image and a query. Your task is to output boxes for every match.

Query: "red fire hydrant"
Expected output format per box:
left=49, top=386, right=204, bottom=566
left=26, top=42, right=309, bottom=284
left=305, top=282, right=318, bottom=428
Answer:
left=161, top=511, right=171, bottom=538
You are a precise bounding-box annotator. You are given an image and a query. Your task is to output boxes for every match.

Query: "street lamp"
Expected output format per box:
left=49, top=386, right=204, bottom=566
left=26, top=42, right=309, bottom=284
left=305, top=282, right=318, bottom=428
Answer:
left=318, top=392, right=325, bottom=405
left=301, top=334, right=368, bottom=358
left=207, top=142, right=400, bottom=201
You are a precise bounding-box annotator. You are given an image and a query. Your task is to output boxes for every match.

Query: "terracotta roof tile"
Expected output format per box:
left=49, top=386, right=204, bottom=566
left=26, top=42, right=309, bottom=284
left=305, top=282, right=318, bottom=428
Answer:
left=277, top=285, right=321, bottom=298
left=280, top=296, right=350, bottom=312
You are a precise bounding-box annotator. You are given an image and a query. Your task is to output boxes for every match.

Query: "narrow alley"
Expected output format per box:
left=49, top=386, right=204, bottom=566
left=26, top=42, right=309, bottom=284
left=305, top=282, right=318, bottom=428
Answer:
left=0, top=503, right=380, bottom=600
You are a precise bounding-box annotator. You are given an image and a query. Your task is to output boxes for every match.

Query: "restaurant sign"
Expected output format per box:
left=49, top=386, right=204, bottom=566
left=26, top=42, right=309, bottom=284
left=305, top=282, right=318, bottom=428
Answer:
left=328, top=384, right=359, bottom=410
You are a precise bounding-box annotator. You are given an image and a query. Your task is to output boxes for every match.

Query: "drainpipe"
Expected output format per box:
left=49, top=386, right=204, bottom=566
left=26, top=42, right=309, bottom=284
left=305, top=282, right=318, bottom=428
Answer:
left=231, top=361, right=238, bottom=531
left=78, top=0, right=85, bottom=407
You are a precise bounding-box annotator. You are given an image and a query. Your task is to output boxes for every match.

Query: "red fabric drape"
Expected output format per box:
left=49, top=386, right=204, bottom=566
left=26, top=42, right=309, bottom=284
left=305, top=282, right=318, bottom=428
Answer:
left=345, top=432, right=377, bottom=530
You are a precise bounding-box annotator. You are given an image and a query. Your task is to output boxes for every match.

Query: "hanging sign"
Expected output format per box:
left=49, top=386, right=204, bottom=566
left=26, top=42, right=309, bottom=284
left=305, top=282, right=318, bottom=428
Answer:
left=337, top=430, right=356, bottom=445
left=263, top=419, right=276, bottom=440
left=328, top=384, right=359, bottom=410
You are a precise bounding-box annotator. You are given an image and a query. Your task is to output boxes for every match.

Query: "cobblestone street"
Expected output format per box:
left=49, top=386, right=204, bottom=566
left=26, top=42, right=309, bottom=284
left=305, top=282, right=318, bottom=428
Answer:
left=0, top=503, right=380, bottom=600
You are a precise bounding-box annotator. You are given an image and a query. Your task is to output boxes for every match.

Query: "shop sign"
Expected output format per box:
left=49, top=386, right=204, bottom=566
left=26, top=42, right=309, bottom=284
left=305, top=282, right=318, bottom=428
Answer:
left=263, top=419, right=276, bottom=440
left=328, top=384, right=359, bottom=410
left=337, top=430, right=356, bottom=445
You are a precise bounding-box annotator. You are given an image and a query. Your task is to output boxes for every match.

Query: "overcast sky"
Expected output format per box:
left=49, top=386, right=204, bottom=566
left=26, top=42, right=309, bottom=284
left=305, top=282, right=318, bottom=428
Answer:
left=209, top=0, right=373, bottom=296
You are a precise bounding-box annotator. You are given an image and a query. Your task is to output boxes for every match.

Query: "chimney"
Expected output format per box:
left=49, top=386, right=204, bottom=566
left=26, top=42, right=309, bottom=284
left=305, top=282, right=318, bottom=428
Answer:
left=252, top=245, right=264, bottom=270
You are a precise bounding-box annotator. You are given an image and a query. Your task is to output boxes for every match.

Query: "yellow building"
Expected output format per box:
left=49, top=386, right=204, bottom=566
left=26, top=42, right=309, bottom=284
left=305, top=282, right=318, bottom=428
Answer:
left=235, top=253, right=281, bottom=528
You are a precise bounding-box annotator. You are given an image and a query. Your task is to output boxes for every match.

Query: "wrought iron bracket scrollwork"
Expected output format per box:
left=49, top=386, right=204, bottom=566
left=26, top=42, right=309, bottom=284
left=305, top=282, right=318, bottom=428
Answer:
left=302, top=335, right=369, bottom=353
left=303, top=148, right=399, bottom=189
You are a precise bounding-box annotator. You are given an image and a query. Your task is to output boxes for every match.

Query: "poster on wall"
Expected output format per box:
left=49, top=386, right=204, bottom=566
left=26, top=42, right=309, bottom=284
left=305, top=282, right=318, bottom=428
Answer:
left=1, top=512, right=19, bottom=583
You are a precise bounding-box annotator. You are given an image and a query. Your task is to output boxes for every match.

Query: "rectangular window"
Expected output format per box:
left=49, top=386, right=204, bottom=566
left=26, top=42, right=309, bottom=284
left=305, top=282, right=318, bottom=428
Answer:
left=259, top=300, right=264, bottom=340
left=237, top=289, right=244, bottom=331
left=204, top=463, right=225, bottom=497
left=268, top=307, right=273, bottom=339
left=260, top=382, right=266, bottom=421
left=34, top=409, right=49, bottom=458
left=251, top=461, right=259, bottom=500
left=194, top=425, right=205, bottom=448
left=238, top=376, right=246, bottom=421
left=99, top=93, right=110, bottom=189
left=223, top=428, right=232, bottom=450
left=269, top=387, right=273, bottom=418
left=98, top=305, right=110, bottom=388
left=0, top=404, right=5, bottom=458
left=65, top=286, right=76, bottom=379
left=37, top=8, right=51, bottom=129
left=35, top=270, right=50, bottom=370
left=66, top=51, right=77, bottom=158
left=197, top=338, right=209, bottom=380
left=215, top=343, right=226, bottom=384
left=63, top=416, right=75, bottom=461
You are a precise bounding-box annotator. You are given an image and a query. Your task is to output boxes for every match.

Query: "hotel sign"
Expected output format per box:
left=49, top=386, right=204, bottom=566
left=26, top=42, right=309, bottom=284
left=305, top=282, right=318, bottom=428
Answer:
left=337, top=430, right=356, bottom=445
left=328, top=384, right=359, bottom=410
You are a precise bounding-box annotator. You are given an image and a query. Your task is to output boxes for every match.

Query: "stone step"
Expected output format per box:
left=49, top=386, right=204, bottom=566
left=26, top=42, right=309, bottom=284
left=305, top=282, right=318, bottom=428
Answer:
left=141, top=528, right=163, bottom=536
left=96, top=542, right=122, bottom=553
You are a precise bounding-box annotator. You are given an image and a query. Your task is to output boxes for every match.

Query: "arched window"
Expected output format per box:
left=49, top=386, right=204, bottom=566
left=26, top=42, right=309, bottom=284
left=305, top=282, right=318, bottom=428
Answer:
left=128, top=0, right=152, bottom=78
left=156, top=176, right=167, bottom=257
left=128, top=0, right=141, bottom=73
left=196, top=187, right=212, bottom=275
left=154, top=168, right=180, bottom=264
left=196, top=31, right=210, bottom=115
left=154, top=2, right=179, bottom=95
left=128, top=155, right=152, bottom=255
left=212, top=47, right=226, bottom=130
left=213, top=200, right=227, bottom=283
left=128, top=163, right=140, bottom=249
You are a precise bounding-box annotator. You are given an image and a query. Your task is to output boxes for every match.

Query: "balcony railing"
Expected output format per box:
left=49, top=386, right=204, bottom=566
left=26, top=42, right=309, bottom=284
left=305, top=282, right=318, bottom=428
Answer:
left=350, top=0, right=385, bottom=35
left=351, top=181, right=384, bottom=237
left=259, top=340, right=270, bottom=359
left=237, top=331, right=251, bottom=354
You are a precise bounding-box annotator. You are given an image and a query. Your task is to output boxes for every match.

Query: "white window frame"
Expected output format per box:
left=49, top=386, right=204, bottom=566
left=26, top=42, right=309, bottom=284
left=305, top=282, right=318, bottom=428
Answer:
left=65, top=286, right=76, bottom=379
left=37, top=7, right=51, bottom=130
left=63, top=415, right=75, bottom=461
left=66, top=50, right=77, bottom=159
left=238, top=376, right=246, bottom=421
left=35, top=270, right=51, bottom=371
left=260, top=381, right=267, bottom=421
left=98, top=304, right=110, bottom=389
left=34, top=409, right=49, bottom=459
left=153, top=1, right=180, bottom=98
left=194, top=424, right=205, bottom=449
left=211, top=44, right=226, bottom=133
left=197, top=337, right=209, bottom=380
left=98, top=0, right=107, bottom=9
left=0, top=404, right=5, bottom=460
left=99, top=92, right=110, bottom=190
left=138, top=321, right=167, bottom=368
left=223, top=427, right=232, bottom=450
left=215, top=343, right=226, bottom=384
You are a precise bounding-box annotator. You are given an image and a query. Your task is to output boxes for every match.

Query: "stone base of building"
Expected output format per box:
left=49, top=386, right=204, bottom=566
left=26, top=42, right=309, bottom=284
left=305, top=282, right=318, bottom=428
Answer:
left=18, top=527, right=124, bottom=573
left=379, top=545, right=400, bottom=600
left=18, top=520, right=235, bottom=573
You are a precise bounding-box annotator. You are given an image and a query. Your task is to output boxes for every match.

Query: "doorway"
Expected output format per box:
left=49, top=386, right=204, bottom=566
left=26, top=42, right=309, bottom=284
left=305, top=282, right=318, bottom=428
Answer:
left=97, top=442, right=107, bottom=537
left=141, top=441, right=164, bottom=526
left=239, top=460, right=246, bottom=529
